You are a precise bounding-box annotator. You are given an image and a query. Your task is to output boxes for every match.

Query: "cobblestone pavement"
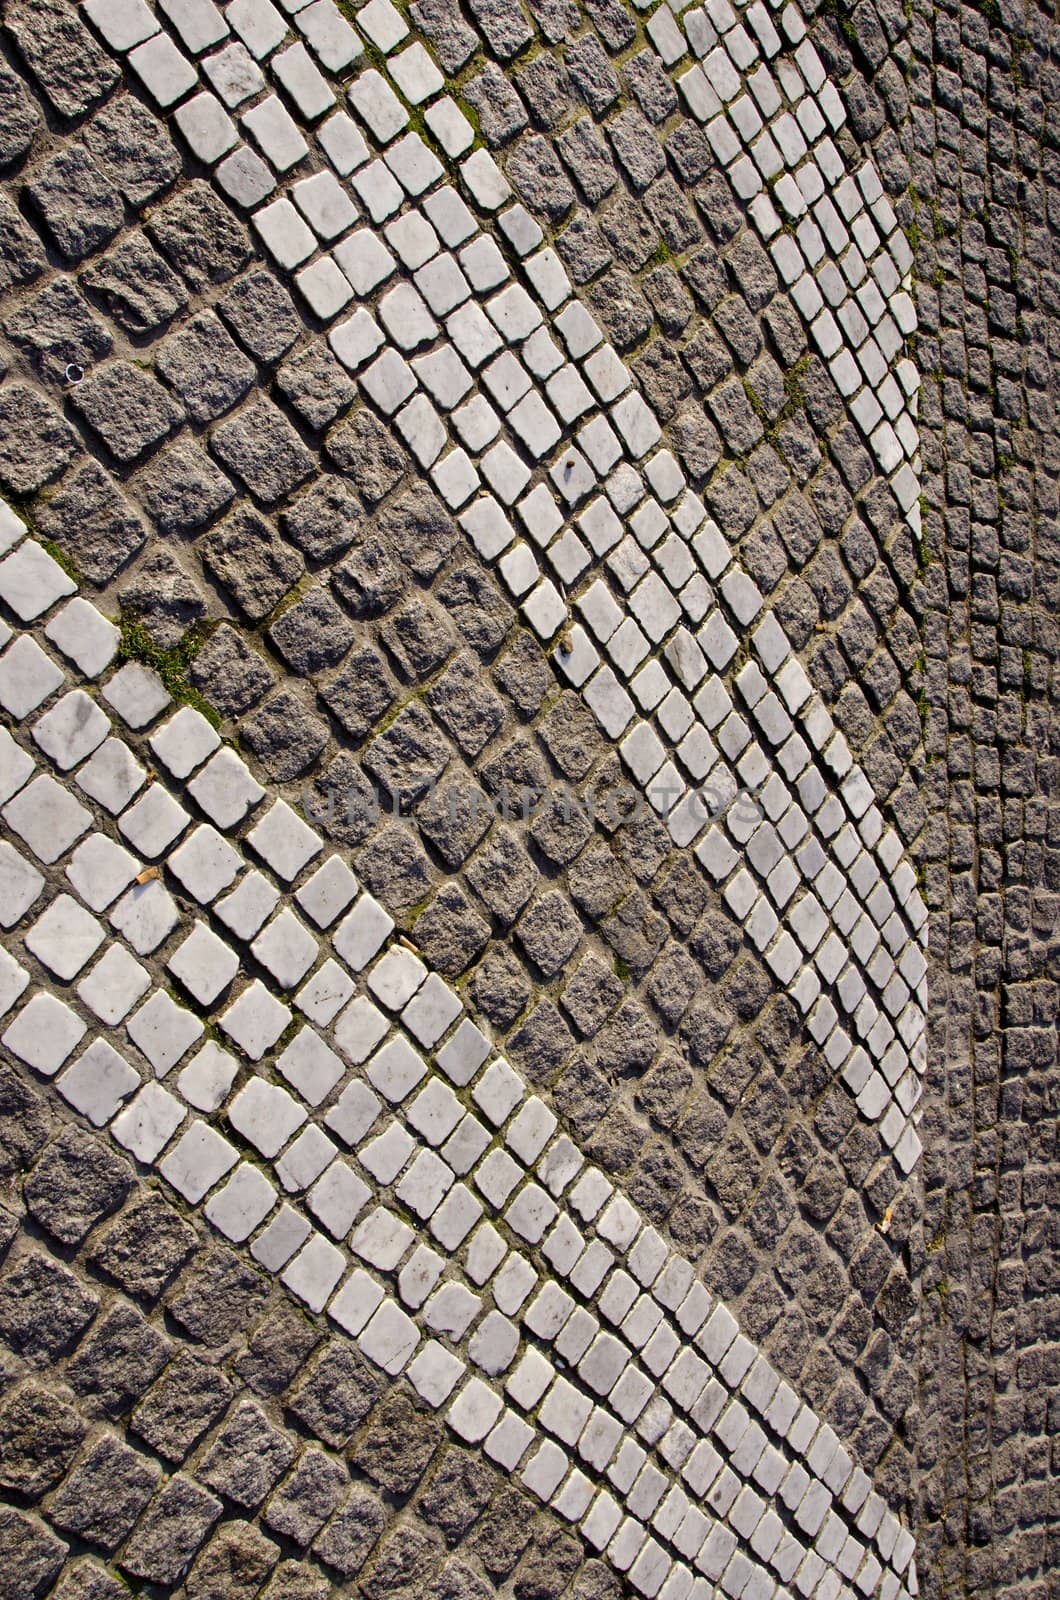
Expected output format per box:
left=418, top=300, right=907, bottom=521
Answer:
left=0, top=0, right=1054, bottom=1598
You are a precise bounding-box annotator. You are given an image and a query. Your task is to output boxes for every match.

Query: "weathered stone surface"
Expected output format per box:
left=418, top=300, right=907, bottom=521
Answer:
left=320, top=645, right=394, bottom=740
left=412, top=882, right=491, bottom=976
left=4, top=278, right=111, bottom=382
left=211, top=398, right=314, bottom=504
left=0, top=1381, right=86, bottom=1497
left=465, top=63, right=529, bottom=145
left=561, top=953, right=623, bottom=1038
left=167, top=1248, right=268, bottom=1346
left=263, top=1449, right=347, bottom=1546
left=220, top=270, right=302, bottom=362
left=80, top=233, right=187, bottom=334
left=48, top=1561, right=129, bottom=1600
left=241, top=688, right=329, bottom=780
left=261, top=1561, right=330, bottom=1600
left=382, top=594, right=455, bottom=681
left=185, top=1520, right=279, bottom=1600
left=6, top=0, right=118, bottom=117
left=269, top=586, right=355, bottom=676
left=50, top=1434, right=160, bottom=1549
left=325, top=408, right=407, bottom=503
left=190, top=623, right=275, bottom=718
left=281, top=476, right=362, bottom=563
left=0, top=383, right=78, bottom=493
left=428, top=1560, right=494, bottom=1600
left=0, top=57, right=39, bottom=166
left=517, top=889, right=583, bottom=975
left=23, top=1125, right=131, bottom=1245
left=37, top=460, right=147, bottom=584
left=492, top=631, right=549, bottom=715
left=467, top=825, right=541, bottom=928
left=119, top=1476, right=223, bottom=1585
left=365, top=702, right=450, bottom=807
left=276, top=346, right=356, bottom=431
left=508, top=999, right=576, bottom=1087
left=409, top=0, right=476, bottom=67
left=119, top=546, right=207, bottom=648
left=469, top=943, right=531, bottom=1028
left=313, top=1483, right=385, bottom=1579
left=435, top=567, right=513, bottom=658
left=0, top=194, right=44, bottom=295
left=360, top=1525, right=443, bottom=1600
left=88, top=1194, right=197, bottom=1301
left=513, top=1523, right=582, bottom=1600
left=0, top=1251, right=98, bottom=1364
left=428, top=653, right=504, bottom=756
left=156, top=313, right=256, bottom=423
left=134, top=440, right=235, bottom=537
left=330, top=531, right=405, bottom=618
left=354, top=822, right=434, bottom=908
left=198, top=1400, right=295, bottom=1509
left=420, top=776, right=492, bottom=868
left=148, top=182, right=251, bottom=290
left=380, top=487, right=457, bottom=580
left=420, top=1449, right=497, bottom=1546
left=132, top=1349, right=233, bottom=1462
left=0, top=1505, right=66, bottom=1599
left=70, top=361, right=184, bottom=463
left=520, top=54, right=575, bottom=129
left=288, top=1344, right=380, bottom=1448
left=201, top=506, right=304, bottom=620
left=586, top=267, right=652, bottom=350
left=559, top=122, right=616, bottom=211
left=468, top=1487, right=533, bottom=1577
left=309, top=752, right=383, bottom=849
left=626, top=49, right=677, bottom=122
left=565, top=33, right=620, bottom=115
left=24, top=147, right=122, bottom=261
left=350, top=1391, right=441, bottom=1496
left=66, top=1301, right=168, bottom=1418
left=83, top=95, right=180, bottom=207
left=508, top=133, right=575, bottom=222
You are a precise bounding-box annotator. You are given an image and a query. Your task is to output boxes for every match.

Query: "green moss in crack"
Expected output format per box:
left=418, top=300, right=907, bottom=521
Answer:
left=450, top=89, right=484, bottom=149
left=117, top=616, right=221, bottom=729
left=780, top=352, right=810, bottom=421
left=817, top=0, right=858, bottom=46
left=39, top=539, right=80, bottom=583
left=7, top=499, right=80, bottom=584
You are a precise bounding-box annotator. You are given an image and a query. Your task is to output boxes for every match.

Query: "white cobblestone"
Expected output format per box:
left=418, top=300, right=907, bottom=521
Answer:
left=1, top=992, right=85, bottom=1076
left=58, top=1039, right=140, bottom=1128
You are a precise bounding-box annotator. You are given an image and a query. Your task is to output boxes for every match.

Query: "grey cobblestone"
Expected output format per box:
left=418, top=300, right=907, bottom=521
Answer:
left=0, top=0, right=1050, bottom=1593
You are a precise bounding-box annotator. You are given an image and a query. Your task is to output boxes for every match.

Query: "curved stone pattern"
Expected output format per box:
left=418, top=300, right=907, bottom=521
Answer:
left=80, top=0, right=930, bottom=1178
left=0, top=4, right=926, bottom=1599
left=0, top=0, right=1054, bottom=1595
left=0, top=511, right=915, bottom=1597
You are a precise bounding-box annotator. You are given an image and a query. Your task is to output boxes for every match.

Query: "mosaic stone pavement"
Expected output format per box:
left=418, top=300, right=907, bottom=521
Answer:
left=0, top=0, right=1055, bottom=1598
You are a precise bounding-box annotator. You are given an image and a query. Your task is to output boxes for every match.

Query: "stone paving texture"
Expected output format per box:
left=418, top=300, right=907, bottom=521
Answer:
left=0, top=0, right=1054, bottom=1596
